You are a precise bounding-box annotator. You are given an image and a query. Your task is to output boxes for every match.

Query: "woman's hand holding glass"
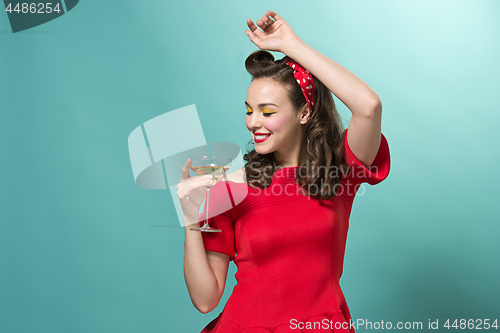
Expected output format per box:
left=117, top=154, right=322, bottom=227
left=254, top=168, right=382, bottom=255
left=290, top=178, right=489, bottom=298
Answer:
left=177, top=158, right=213, bottom=223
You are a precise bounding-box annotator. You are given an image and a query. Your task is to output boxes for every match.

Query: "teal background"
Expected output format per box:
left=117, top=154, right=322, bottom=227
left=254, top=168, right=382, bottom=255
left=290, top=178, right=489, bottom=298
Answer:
left=1, top=0, right=499, bottom=332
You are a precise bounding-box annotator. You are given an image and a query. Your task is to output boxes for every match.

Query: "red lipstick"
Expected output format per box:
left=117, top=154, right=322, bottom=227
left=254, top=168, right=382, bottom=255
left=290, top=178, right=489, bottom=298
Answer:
left=254, top=133, right=271, bottom=143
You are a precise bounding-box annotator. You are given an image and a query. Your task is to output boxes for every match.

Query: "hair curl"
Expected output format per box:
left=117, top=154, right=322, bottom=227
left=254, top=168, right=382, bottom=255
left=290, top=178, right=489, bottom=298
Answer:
left=243, top=50, right=351, bottom=201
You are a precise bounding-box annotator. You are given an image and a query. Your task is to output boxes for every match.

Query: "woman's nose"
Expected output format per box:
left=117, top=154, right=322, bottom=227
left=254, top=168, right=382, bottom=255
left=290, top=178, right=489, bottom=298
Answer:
left=247, top=112, right=262, bottom=130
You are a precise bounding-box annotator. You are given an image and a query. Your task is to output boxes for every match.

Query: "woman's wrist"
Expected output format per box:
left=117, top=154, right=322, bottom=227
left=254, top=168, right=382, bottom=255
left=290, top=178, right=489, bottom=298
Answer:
left=184, top=215, right=199, bottom=228
left=282, top=37, right=307, bottom=58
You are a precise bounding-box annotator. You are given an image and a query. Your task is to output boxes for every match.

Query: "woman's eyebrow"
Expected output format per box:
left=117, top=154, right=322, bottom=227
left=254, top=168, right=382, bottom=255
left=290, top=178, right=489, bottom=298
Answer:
left=245, top=101, right=279, bottom=108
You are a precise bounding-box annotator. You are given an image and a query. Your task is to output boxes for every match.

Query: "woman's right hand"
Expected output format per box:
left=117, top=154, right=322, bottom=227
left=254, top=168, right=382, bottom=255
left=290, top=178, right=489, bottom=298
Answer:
left=177, top=158, right=213, bottom=222
left=245, top=10, right=299, bottom=54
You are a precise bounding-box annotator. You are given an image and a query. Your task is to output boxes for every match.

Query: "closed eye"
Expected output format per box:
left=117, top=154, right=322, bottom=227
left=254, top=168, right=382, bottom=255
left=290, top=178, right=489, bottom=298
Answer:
left=246, top=111, right=275, bottom=117
left=246, top=106, right=276, bottom=117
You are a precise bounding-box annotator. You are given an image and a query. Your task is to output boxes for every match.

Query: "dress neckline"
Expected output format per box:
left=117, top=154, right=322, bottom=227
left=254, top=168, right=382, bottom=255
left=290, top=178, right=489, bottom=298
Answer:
left=221, top=166, right=301, bottom=186
left=272, top=166, right=301, bottom=180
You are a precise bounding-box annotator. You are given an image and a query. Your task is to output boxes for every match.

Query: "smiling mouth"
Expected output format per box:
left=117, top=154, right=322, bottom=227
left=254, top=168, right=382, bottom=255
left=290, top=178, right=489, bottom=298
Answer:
left=254, top=133, right=271, bottom=143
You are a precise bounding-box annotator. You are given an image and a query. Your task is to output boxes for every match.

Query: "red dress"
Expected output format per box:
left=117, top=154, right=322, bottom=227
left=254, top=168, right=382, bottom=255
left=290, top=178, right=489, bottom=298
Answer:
left=197, top=129, right=391, bottom=333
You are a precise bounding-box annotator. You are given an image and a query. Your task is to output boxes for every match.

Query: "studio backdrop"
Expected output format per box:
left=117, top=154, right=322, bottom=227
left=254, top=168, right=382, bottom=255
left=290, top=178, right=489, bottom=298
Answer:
left=1, top=0, right=499, bottom=332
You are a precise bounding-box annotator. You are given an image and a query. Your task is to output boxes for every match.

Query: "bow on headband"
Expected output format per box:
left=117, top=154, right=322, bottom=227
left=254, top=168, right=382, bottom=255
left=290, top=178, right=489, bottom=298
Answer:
left=284, top=56, right=316, bottom=111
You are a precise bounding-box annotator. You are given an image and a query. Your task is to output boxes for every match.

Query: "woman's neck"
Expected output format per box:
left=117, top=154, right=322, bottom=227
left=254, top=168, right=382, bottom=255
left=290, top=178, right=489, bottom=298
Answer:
left=275, top=139, right=308, bottom=168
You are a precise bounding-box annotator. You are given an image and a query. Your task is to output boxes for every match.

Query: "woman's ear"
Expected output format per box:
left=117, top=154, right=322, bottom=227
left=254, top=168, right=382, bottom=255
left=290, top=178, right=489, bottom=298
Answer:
left=299, top=105, right=311, bottom=124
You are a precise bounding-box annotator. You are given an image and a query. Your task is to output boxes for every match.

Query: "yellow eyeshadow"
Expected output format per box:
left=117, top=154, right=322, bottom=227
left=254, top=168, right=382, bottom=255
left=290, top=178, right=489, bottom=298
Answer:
left=245, top=106, right=276, bottom=115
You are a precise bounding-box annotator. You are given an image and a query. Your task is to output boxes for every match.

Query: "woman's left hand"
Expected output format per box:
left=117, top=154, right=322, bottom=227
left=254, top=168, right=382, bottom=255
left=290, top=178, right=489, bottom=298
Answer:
left=245, top=10, right=299, bottom=53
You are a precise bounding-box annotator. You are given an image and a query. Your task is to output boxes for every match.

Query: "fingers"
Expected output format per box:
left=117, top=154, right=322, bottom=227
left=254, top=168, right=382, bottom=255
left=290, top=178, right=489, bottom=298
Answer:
left=257, top=19, right=269, bottom=31
left=265, top=10, right=282, bottom=22
left=245, top=30, right=261, bottom=47
left=246, top=11, right=279, bottom=35
left=180, top=158, right=192, bottom=181
left=177, top=175, right=212, bottom=199
left=260, top=13, right=275, bottom=31
left=245, top=10, right=280, bottom=47
left=245, top=19, right=262, bottom=46
left=251, top=16, right=271, bottom=32
left=246, top=18, right=260, bottom=34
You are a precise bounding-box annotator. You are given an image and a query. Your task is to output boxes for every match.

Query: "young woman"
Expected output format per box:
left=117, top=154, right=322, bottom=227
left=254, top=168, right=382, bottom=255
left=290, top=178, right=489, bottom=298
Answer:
left=178, top=10, right=391, bottom=333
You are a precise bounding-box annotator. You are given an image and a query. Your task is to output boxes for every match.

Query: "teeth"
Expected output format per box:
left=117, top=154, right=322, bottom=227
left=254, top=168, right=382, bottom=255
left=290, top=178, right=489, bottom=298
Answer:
left=255, top=134, right=271, bottom=139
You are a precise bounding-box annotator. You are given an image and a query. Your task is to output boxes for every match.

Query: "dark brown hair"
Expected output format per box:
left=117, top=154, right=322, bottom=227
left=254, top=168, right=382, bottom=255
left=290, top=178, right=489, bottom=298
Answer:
left=243, top=50, right=351, bottom=201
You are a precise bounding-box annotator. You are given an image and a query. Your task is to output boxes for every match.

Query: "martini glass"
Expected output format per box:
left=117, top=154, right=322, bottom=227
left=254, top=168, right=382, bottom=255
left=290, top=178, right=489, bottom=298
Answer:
left=189, top=155, right=232, bottom=232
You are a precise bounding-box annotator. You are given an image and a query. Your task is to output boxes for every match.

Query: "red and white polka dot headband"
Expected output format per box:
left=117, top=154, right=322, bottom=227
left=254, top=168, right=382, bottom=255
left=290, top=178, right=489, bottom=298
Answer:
left=284, top=56, right=316, bottom=111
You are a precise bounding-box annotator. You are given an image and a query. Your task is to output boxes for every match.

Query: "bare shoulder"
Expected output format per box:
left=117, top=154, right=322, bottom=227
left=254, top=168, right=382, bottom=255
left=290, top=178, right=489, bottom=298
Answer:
left=225, top=167, right=246, bottom=184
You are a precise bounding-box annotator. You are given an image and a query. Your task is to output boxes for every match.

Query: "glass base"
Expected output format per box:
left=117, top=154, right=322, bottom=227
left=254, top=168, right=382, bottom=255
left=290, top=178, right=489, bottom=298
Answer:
left=190, top=225, right=222, bottom=232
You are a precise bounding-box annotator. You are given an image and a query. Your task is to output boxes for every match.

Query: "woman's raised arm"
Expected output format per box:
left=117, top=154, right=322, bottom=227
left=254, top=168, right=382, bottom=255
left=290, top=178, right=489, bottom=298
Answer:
left=245, top=10, right=383, bottom=168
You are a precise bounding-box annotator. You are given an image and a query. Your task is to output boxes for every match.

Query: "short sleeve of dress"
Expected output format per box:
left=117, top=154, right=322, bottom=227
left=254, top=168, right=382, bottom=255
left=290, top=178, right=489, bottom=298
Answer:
left=343, top=128, right=391, bottom=186
left=197, top=181, right=236, bottom=261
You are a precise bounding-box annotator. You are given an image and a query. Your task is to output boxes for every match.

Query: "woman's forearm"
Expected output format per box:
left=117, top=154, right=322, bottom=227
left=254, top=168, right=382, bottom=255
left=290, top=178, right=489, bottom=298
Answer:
left=283, top=38, right=381, bottom=116
left=183, top=216, right=221, bottom=313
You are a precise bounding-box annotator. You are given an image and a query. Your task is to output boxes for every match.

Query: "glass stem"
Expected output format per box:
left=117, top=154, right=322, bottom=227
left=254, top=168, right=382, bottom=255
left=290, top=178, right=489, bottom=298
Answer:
left=203, top=188, right=210, bottom=228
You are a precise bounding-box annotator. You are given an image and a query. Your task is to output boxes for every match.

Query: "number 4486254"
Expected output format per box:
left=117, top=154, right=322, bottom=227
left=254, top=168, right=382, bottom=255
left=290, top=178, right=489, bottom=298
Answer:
left=5, top=3, right=61, bottom=14
left=444, top=319, right=498, bottom=330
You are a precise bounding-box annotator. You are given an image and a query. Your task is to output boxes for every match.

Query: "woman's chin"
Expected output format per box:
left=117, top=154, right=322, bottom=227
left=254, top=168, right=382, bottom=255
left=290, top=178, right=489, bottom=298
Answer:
left=255, top=146, right=274, bottom=155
